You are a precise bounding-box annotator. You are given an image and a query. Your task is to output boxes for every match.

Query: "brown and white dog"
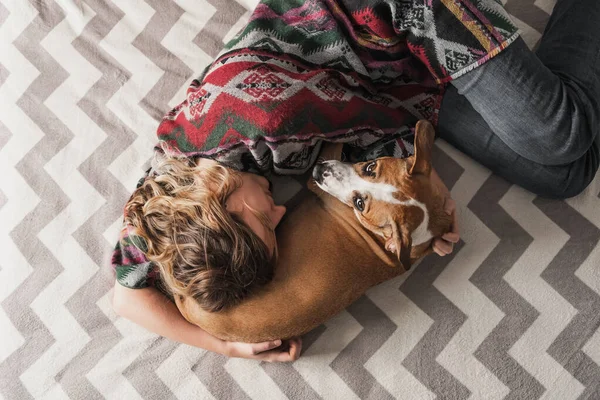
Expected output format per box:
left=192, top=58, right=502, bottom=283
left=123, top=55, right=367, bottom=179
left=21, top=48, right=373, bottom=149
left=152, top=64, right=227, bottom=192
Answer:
left=175, top=120, right=452, bottom=343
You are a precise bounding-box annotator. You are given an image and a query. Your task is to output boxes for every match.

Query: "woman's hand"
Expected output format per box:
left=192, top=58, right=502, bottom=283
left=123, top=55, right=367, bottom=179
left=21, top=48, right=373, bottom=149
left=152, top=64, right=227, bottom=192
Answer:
left=430, top=168, right=460, bottom=256
left=432, top=197, right=460, bottom=256
left=223, top=337, right=303, bottom=362
left=112, top=284, right=303, bottom=362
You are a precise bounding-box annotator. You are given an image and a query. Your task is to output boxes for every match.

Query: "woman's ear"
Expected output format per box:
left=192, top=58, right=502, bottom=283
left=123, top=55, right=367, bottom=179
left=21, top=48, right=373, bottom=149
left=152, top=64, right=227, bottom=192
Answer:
left=225, top=193, right=244, bottom=214
left=409, top=120, right=435, bottom=176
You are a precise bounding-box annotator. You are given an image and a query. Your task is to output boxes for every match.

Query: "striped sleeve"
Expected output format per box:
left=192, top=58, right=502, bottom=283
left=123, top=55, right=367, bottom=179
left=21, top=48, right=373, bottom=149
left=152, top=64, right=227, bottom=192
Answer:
left=111, top=225, right=158, bottom=289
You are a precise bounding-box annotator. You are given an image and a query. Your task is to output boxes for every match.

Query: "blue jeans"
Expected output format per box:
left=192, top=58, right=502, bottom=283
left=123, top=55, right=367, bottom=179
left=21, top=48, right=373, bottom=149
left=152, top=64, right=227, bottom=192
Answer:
left=437, top=0, right=600, bottom=199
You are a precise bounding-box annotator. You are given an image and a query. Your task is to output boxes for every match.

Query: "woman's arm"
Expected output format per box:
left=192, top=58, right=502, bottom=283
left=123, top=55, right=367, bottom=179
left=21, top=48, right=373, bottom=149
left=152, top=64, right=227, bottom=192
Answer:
left=112, top=282, right=302, bottom=362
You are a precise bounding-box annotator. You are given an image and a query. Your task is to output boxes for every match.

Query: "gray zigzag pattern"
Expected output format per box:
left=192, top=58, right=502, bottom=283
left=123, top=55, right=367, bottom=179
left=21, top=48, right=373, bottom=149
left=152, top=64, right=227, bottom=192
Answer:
left=0, top=1, right=69, bottom=399
left=504, top=0, right=551, bottom=33
left=194, top=352, right=251, bottom=399
left=0, top=1, right=7, bottom=33
left=401, top=241, right=469, bottom=399
left=0, top=62, right=7, bottom=89
left=469, top=175, right=544, bottom=399
left=58, top=0, right=130, bottom=398
left=400, top=147, right=469, bottom=399
left=123, top=337, right=179, bottom=398
left=193, top=0, right=247, bottom=58
left=134, top=0, right=192, bottom=122
left=261, top=324, right=326, bottom=399
left=0, top=121, right=10, bottom=211
left=0, top=119, right=9, bottom=152
left=72, top=0, right=134, bottom=268
left=60, top=269, right=120, bottom=400
left=534, top=198, right=600, bottom=398
left=332, top=296, right=396, bottom=399
left=1, top=0, right=16, bottom=212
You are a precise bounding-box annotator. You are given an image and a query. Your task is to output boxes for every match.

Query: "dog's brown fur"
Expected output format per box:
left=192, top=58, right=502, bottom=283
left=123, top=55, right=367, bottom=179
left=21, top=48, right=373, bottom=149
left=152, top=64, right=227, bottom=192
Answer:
left=175, top=120, right=452, bottom=342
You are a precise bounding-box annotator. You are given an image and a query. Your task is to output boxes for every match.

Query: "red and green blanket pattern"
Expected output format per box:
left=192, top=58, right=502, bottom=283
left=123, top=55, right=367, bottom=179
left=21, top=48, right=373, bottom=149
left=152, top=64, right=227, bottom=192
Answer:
left=155, top=0, right=518, bottom=173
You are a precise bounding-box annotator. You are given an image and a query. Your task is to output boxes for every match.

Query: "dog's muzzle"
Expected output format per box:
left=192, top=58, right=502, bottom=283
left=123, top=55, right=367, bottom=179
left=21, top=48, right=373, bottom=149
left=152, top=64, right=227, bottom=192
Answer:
left=312, top=161, right=331, bottom=185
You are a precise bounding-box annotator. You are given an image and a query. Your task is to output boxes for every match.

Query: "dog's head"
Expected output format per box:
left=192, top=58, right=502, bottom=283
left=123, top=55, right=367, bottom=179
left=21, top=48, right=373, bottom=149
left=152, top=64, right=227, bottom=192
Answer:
left=312, top=120, right=451, bottom=270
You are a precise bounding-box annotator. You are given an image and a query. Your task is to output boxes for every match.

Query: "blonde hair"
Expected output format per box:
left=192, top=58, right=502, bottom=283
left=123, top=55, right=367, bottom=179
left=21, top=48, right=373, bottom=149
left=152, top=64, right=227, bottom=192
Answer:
left=124, top=151, right=276, bottom=312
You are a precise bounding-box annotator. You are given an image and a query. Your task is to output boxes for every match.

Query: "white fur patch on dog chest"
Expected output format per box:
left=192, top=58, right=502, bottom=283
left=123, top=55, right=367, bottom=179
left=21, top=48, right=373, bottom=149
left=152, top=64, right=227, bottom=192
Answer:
left=393, top=198, right=433, bottom=246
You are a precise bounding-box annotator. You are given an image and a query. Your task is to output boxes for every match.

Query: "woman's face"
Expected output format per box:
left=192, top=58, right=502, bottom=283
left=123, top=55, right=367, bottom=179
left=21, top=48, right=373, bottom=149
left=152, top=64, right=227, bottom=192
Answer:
left=225, top=172, right=287, bottom=255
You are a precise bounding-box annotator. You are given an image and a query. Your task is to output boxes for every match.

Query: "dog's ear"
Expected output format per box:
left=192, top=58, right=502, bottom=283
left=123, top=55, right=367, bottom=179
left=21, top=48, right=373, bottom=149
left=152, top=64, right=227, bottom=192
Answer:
left=408, top=120, right=435, bottom=176
left=318, top=142, right=344, bottom=161
left=385, top=220, right=413, bottom=271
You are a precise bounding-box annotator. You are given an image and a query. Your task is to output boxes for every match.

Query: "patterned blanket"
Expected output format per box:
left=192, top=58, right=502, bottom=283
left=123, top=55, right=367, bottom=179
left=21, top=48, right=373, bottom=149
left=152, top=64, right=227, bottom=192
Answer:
left=156, top=0, right=519, bottom=173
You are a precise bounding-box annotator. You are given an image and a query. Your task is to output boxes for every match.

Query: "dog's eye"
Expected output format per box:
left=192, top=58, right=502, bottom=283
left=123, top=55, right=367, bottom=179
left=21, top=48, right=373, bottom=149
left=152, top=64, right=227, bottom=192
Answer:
left=353, top=197, right=365, bottom=212
left=364, top=161, right=377, bottom=174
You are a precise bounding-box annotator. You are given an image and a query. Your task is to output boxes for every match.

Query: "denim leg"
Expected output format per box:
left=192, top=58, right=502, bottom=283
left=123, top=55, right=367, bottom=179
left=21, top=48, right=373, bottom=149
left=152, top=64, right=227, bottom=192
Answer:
left=446, top=0, right=600, bottom=166
left=437, top=85, right=599, bottom=199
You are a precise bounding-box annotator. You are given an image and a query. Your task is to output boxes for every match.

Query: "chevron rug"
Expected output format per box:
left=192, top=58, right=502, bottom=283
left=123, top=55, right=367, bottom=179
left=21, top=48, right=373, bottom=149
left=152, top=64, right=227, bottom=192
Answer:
left=2, top=0, right=600, bottom=399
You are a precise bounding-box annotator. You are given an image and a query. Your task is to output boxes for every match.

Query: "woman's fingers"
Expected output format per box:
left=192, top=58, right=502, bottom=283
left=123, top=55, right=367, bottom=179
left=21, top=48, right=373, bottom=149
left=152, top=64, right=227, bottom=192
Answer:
left=250, top=339, right=282, bottom=355
left=441, top=196, right=460, bottom=246
left=287, top=337, right=302, bottom=361
left=444, top=197, right=456, bottom=215
left=432, top=238, right=453, bottom=256
left=257, top=337, right=303, bottom=362
left=442, top=232, right=460, bottom=243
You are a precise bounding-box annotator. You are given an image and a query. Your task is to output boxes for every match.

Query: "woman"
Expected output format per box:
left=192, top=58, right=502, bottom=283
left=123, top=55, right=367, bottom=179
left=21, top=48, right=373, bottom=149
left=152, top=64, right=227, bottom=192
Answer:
left=437, top=0, right=599, bottom=198
left=111, top=0, right=599, bottom=362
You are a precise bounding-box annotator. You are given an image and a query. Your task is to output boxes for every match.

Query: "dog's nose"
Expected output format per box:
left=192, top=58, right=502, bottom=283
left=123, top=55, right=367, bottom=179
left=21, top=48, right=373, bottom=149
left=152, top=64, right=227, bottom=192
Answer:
left=313, top=162, right=333, bottom=184
left=313, top=163, right=324, bottom=184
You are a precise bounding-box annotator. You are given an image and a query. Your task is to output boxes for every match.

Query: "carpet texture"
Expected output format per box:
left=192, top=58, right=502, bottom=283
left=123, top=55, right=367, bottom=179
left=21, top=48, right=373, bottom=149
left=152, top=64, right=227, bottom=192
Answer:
left=1, top=0, right=600, bottom=399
